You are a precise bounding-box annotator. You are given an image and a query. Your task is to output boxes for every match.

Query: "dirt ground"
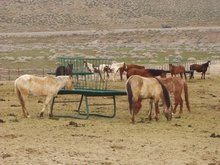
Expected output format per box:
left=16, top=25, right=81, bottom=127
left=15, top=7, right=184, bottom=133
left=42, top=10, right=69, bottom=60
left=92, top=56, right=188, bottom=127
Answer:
left=0, top=74, right=220, bottom=165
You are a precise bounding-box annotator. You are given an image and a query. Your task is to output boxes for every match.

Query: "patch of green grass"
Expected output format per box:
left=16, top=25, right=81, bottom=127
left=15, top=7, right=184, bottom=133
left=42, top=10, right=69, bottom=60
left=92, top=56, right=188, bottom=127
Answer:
left=0, top=49, right=55, bottom=69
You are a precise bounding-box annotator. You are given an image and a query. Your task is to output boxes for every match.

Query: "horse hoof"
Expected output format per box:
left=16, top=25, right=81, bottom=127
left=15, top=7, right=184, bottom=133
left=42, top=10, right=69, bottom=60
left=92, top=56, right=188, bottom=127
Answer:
left=49, top=114, right=53, bottom=118
left=39, top=112, right=44, bottom=117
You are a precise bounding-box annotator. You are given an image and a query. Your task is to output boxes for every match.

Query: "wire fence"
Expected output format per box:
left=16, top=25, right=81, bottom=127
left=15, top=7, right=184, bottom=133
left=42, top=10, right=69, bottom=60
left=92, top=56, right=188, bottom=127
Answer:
left=0, top=60, right=218, bottom=81
left=0, top=68, right=53, bottom=81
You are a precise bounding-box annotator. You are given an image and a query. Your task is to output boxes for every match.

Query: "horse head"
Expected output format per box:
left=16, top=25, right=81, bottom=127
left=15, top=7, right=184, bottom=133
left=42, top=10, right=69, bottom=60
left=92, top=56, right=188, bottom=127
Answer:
left=164, top=105, right=173, bottom=121
left=65, top=76, right=74, bottom=90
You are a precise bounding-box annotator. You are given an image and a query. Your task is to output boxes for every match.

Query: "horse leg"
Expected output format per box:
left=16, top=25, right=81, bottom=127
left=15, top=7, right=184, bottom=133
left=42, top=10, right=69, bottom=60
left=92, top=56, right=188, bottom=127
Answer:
left=16, top=88, right=30, bottom=118
left=147, top=99, right=153, bottom=121
left=173, top=97, right=179, bottom=114
left=131, top=103, right=136, bottom=124
left=48, top=97, right=55, bottom=118
left=179, top=97, right=183, bottom=114
left=40, top=95, right=53, bottom=117
left=20, top=95, right=30, bottom=118
left=201, top=72, right=204, bottom=79
left=154, top=101, right=159, bottom=121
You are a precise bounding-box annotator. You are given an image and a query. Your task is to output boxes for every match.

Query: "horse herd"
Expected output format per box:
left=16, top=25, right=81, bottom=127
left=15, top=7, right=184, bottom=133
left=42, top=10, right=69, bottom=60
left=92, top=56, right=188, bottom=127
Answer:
left=14, top=60, right=211, bottom=123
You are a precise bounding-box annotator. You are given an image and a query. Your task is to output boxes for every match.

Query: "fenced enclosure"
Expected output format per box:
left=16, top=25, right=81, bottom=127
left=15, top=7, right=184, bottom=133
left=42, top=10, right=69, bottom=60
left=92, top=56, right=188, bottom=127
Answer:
left=53, top=57, right=127, bottom=119
left=57, top=57, right=112, bottom=90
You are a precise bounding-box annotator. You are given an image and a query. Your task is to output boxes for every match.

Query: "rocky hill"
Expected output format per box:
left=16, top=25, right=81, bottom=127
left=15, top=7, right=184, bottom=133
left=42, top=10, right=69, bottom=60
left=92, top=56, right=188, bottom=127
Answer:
left=0, top=0, right=220, bottom=32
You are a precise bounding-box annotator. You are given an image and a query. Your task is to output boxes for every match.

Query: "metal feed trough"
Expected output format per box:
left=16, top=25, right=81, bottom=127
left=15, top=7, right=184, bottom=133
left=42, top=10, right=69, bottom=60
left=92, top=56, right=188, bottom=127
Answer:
left=51, top=57, right=127, bottom=119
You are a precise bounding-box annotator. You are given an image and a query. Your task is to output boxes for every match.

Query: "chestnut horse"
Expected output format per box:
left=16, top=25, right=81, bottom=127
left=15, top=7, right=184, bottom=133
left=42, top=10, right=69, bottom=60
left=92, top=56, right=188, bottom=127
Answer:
left=120, top=63, right=145, bottom=80
left=126, top=68, right=166, bottom=79
left=160, top=77, right=190, bottom=114
left=126, top=75, right=172, bottom=123
left=169, top=64, right=187, bottom=79
left=55, top=64, right=73, bottom=76
left=14, top=74, right=74, bottom=118
left=189, top=60, right=210, bottom=79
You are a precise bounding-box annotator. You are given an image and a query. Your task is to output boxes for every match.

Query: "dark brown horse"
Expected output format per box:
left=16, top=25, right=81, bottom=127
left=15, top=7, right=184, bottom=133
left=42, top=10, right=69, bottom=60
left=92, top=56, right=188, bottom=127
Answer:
left=160, top=77, right=190, bottom=114
left=126, top=68, right=166, bottom=79
left=119, top=63, right=145, bottom=80
left=169, top=64, right=187, bottom=79
left=55, top=64, right=73, bottom=76
left=189, top=61, right=210, bottom=79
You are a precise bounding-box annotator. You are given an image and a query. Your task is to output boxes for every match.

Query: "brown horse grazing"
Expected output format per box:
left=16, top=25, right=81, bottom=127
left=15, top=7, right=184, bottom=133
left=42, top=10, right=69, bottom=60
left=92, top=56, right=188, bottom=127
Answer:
left=119, top=63, right=145, bottom=80
left=159, top=77, right=190, bottom=114
left=126, top=75, right=172, bottom=123
left=55, top=64, right=73, bottom=76
left=126, top=68, right=166, bottom=79
left=169, top=64, right=187, bottom=79
left=189, top=61, right=211, bottom=79
left=14, top=74, right=74, bottom=118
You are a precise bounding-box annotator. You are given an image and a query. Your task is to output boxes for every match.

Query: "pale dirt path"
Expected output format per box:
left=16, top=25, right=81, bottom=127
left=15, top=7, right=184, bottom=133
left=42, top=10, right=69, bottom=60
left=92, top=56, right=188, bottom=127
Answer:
left=0, top=26, right=219, bottom=37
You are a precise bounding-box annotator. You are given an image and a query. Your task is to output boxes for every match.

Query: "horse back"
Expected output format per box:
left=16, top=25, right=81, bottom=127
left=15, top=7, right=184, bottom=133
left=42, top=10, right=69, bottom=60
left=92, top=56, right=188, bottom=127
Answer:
left=129, top=75, right=162, bottom=99
left=126, top=68, right=150, bottom=78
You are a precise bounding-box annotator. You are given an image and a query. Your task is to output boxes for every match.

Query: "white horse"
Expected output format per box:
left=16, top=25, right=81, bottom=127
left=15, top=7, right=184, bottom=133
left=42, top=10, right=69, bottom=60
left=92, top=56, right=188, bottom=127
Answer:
left=83, top=61, right=104, bottom=81
left=109, top=62, right=125, bottom=81
left=14, top=74, right=74, bottom=118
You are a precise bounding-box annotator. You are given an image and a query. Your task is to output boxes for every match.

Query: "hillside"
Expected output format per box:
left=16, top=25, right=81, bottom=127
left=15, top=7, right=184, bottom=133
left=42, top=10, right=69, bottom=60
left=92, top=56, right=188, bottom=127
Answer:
left=0, top=0, right=220, bottom=32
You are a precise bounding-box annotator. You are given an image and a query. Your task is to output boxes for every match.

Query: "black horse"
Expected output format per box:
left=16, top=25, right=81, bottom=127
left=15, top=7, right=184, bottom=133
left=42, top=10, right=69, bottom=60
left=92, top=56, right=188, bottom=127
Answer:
left=189, top=61, right=211, bottom=79
left=55, top=64, right=73, bottom=76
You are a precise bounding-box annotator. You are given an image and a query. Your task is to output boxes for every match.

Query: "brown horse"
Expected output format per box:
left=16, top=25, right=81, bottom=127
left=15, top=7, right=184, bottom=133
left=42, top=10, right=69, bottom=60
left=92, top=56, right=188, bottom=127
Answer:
left=126, top=75, right=172, bottom=123
left=119, top=63, right=145, bottom=80
left=126, top=68, right=166, bottom=79
left=55, top=64, right=73, bottom=76
left=160, top=77, right=190, bottom=114
left=189, top=61, right=210, bottom=79
left=169, top=64, right=187, bottom=79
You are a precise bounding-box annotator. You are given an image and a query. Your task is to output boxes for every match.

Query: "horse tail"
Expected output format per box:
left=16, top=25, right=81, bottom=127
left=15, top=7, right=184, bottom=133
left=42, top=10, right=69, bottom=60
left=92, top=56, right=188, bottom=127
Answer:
left=155, top=78, right=171, bottom=108
left=183, top=81, right=191, bottom=112
left=184, top=69, right=187, bottom=79
left=14, top=81, right=25, bottom=110
left=126, top=79, right=133, bottom=114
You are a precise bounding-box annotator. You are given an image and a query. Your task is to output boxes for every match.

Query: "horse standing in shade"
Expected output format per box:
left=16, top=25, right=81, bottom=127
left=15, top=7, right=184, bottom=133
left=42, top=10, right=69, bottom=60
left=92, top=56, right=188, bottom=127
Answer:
left=189, top=60, right=210, bottom=79
left=14, top=74, right=74, bottom=118
left=169, top=64, right=187, bottom=79
left=55, top=64, right=73, bottom=76
left=126, top=68, right=166, bottom=79
left=159, top=77, right=190, bottom=114
left=119, top=63, right=145, bottom=81
left=125, top=75, right=172, bottom=123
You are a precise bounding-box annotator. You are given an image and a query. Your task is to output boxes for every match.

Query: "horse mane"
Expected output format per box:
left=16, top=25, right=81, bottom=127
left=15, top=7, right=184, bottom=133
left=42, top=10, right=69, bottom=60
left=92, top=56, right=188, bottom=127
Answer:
left=203, top=60, right=210, bottom=67
left=154, top=78, right=171, bottom=108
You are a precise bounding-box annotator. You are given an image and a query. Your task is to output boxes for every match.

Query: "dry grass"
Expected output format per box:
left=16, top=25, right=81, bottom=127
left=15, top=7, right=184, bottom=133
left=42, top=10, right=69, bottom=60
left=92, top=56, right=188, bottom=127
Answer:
left=0, top=75, right=220, bottom=164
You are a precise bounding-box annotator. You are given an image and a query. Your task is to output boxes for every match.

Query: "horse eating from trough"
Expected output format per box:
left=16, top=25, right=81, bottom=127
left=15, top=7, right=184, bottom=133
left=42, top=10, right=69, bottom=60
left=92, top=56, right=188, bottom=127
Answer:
left=14, top=74, right=74, bottom=118
left=126, top=68, right=166, bottom=79
left=189, top=60, right=211, bottom=79
left=125, top=75, right=172, bottom=123
left=159, top=77, right=190, bottom=114
left=169, top=63, right=187, bottom=79
left=55, top=64, right=73, bottom=76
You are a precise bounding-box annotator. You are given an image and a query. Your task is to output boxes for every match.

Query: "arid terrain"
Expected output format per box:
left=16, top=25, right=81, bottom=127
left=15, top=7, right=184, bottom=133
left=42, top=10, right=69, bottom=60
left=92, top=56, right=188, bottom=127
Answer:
left=0, top=75, right=220, bottom=165
left=0, top=0, right=220, bottom=164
